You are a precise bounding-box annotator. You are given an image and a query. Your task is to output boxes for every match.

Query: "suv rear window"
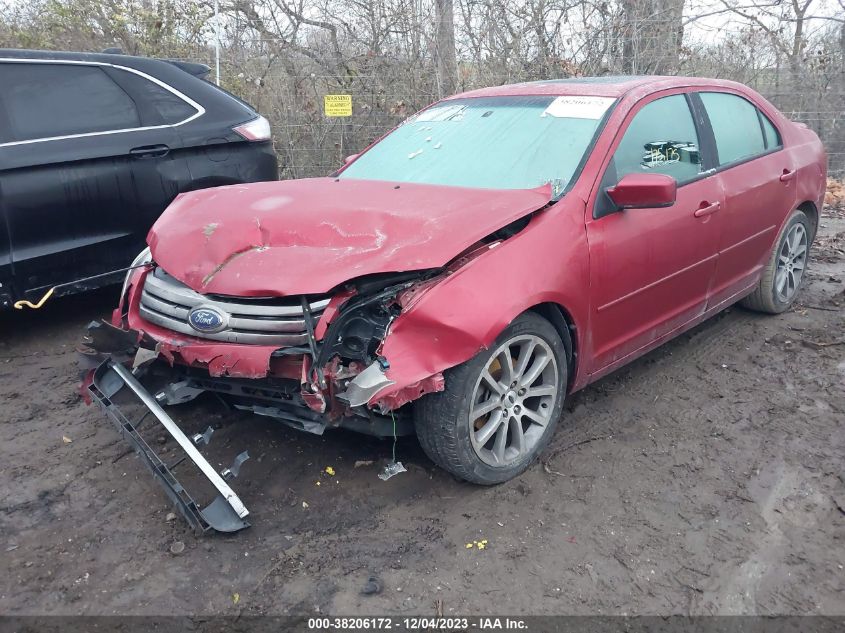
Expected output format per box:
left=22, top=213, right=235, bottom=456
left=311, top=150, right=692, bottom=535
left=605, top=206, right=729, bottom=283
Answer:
left=108, top=68, right=198, bottom=125
left=0, top=62, right=140, bottom=141
left=700, top=92, right=767, bottom=165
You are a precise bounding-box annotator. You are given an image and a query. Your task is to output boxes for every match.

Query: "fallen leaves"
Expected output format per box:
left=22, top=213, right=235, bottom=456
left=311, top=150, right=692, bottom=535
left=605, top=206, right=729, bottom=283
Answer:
left=825, top=177, right=844, bottom=208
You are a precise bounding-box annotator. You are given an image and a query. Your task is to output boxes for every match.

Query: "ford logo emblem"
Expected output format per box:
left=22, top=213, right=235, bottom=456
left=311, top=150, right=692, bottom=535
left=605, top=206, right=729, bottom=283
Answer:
left=187, top=306, right=228, bottom=333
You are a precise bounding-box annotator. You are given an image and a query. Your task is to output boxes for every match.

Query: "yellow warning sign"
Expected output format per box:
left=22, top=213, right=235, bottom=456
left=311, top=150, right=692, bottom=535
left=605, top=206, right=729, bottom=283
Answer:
left=324, top=94, right=352, bottom=117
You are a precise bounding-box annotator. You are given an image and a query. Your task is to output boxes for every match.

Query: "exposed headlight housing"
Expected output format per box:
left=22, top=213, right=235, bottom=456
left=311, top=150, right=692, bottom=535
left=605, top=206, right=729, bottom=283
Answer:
left=120, top=246, right=152, bottom=301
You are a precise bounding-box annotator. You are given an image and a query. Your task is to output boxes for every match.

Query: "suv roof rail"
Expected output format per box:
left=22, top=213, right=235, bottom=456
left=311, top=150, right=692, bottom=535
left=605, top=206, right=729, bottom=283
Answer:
left=97, top=47, right=209, bottom=79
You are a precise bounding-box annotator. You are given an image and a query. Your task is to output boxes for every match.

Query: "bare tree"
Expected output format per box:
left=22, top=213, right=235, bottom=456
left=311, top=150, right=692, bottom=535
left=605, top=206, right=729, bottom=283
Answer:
left=621, top=0, right=685, bottom=73
left=2, top=0, right=843, bottom=178
left=434, top=0, right=459, bottom=95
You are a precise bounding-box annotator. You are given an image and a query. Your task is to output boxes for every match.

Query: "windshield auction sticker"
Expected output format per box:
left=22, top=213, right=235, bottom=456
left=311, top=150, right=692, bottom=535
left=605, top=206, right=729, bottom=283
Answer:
left=542, top=95, right=615, bottom=119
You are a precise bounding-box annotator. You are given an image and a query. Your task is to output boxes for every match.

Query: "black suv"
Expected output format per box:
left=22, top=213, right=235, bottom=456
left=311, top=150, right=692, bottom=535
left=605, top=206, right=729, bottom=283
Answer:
left=0, top=49, right=278, bottom=308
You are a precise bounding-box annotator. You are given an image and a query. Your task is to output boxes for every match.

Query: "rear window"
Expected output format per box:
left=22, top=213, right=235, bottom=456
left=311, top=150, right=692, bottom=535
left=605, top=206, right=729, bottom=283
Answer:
left=109, top=68, right=198, bottom=125
left=700, top=92, right=767, bottom=165
left=0, top=62, right=140, bottom=141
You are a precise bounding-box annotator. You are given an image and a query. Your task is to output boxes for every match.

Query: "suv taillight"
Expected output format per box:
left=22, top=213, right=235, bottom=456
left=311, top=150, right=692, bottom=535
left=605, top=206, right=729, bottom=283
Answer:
left=233, top=115, right=271, bottom=141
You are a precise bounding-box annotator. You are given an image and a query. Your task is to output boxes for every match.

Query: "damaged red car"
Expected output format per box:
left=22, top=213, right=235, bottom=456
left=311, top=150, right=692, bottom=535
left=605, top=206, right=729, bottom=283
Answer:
left=83, top=76, right=826, bottom=533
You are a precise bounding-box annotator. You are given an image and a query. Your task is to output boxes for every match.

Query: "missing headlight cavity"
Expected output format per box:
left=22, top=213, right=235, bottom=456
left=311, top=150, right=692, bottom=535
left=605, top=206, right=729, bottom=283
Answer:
left=333, top=301, right=398, bottom=361
left=322, top=212, right=540, bottom=366
left=320, top=270, right=439, bottom=365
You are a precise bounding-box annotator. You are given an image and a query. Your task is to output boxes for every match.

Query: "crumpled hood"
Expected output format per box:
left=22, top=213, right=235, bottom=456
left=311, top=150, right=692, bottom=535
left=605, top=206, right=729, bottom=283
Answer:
left=148, top=178, right=551, bottom=296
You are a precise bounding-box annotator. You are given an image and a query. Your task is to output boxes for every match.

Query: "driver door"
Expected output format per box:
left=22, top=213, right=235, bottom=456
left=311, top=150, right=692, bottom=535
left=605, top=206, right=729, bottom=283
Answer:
left=585, top=92, right=724, bottom=375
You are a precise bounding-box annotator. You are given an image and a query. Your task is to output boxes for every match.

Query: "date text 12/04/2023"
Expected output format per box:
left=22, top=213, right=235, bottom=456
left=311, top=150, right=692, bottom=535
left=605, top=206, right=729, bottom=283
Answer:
left=307, top=617, right=528, bottom=630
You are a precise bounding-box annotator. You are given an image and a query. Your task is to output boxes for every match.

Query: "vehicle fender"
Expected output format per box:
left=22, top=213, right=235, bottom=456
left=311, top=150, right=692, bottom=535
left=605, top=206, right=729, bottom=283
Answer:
left=765, top=159, right=825, bottom=255
left=373, top=198, right=591, bottom=409
left=786, top=123, right=827, bottom=220
left=795, top=159, right=827, bottom=229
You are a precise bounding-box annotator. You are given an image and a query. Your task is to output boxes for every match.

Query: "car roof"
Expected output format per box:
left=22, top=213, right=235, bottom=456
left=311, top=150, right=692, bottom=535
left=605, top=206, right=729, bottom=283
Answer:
left=448, top=75, right=750, bottom=100
left=0, top=48, right=260, bottom=122
left=0, top=48, right=210, bottom=78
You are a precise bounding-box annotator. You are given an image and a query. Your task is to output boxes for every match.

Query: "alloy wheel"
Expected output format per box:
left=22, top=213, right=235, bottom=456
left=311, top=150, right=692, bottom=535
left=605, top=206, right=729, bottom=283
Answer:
left=775, top=223, right=808, bottom=302
left=468, top=335, right=559, bottom=467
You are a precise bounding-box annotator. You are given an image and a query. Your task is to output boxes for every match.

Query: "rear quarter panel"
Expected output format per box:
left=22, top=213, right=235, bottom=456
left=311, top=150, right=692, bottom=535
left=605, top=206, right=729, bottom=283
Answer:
left=757, top=95, right=826, bottom=224
left=788, top=123, right=827, bottom=227
left=181, top=140, right=278, bottom=190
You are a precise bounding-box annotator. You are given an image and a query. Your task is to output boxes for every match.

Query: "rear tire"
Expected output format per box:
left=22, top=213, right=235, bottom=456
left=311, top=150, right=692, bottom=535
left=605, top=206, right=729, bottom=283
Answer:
left=414, top=312, right=567, bottom=485
left=740, top=209, right=811, bottom=314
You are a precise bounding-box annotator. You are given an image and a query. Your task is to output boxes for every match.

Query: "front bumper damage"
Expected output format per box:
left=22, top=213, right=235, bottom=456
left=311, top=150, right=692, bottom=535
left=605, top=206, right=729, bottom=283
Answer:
left=80, top=315, right=416, bottom=534
left=88, top=360, right=250, bottom=533
left=81, top=191, right=556, bottom=532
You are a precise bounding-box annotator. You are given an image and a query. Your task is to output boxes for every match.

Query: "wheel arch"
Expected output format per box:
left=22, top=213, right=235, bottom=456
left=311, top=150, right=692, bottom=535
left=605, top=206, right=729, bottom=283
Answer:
left=796, top=200, right=819, bottom=242
left=528, top=302, right=577, bottom=392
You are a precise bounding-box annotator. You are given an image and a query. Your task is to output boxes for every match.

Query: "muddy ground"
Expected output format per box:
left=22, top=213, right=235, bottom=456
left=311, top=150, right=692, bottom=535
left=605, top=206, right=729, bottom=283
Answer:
left=1, top=211, right=844, bottom=617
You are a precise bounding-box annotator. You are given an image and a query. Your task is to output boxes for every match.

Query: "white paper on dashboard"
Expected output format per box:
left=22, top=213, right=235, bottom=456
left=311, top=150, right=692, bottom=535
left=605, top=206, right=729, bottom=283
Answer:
left=542, top=96, right=615, bottom=119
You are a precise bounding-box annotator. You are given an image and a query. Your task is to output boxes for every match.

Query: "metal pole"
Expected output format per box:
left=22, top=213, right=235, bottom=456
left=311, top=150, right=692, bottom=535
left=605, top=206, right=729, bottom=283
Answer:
left=214, top=0, right=221, bottom=86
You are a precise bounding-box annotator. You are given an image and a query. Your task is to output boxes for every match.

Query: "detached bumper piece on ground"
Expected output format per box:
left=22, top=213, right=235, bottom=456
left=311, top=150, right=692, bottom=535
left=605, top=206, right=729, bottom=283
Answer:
left=88, top=360, right=251, bottom=534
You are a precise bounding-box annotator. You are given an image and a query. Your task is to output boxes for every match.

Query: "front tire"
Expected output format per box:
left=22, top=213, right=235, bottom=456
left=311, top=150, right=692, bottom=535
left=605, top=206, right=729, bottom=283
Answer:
left=741, top=209, right=811, bottom=314
left=414, top=312, right=567, bottom=484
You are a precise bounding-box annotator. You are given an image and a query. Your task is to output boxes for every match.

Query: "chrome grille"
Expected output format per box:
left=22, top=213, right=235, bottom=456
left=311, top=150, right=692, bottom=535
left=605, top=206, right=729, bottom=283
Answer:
left=139, top=268, right=329, bottom=345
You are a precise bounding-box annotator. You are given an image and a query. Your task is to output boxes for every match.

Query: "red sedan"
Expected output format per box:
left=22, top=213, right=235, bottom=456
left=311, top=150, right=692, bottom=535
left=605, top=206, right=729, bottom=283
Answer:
left=86, top=76, right=826, bottom=531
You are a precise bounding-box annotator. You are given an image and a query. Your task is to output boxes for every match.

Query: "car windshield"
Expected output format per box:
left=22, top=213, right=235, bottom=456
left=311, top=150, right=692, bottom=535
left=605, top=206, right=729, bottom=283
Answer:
left=339, top=95, right=615, bottom=197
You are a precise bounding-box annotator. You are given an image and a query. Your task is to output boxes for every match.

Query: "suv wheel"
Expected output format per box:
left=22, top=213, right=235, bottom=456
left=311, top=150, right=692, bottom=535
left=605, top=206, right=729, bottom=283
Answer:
left=741, top=209, right=812, bottom=314
left=414, top=312, right=567, bottom=484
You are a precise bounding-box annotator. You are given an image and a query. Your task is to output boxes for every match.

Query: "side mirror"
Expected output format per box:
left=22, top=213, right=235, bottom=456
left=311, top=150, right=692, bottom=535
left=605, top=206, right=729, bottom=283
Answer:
left=606, top=173, right=677, bottom=209
left=344, top=153, right=359, bottom=164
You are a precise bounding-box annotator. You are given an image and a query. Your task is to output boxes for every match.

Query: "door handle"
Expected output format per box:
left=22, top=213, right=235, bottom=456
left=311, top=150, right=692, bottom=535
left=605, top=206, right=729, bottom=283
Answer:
left=694, top=201, right=721, bottom=218
left=130, top=144, right=170, bottom=159
left=779, top=169, right=797, bottom=182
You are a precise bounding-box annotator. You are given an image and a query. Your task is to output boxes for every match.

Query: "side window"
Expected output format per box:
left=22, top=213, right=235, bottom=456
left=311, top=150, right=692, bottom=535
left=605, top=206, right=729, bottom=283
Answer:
left=0, top=62, right=140, bottom=141
left=109, top=68, right=198, bottom=125
left=700, top=92, right=766, bottom=165
left=610, top=94, right=703, bottom=185
left=760, top=111, right=782, bottom=150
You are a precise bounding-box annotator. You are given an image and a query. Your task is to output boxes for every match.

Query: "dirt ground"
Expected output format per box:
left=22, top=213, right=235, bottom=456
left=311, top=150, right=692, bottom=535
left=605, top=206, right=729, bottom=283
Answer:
left=1, top=210, right=843, bottom=618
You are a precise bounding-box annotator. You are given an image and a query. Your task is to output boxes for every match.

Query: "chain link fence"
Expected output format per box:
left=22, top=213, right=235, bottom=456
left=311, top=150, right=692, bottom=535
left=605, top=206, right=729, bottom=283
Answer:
left=2, top=1, right=841, bottom=180
left=199, top=47, right=844, bottom=181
